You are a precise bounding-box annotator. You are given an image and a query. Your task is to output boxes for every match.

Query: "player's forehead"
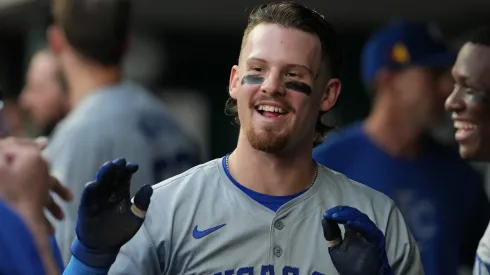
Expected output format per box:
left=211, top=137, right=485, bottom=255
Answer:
left=453, top=43, right=490, bottom=88
left=241, top=23, right=323, bottom=73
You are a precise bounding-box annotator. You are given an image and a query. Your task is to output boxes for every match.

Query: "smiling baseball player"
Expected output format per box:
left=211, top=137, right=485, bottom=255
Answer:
left=62, top=2, right=423, bottom=275
left=444, top=26, right=490, bottom=275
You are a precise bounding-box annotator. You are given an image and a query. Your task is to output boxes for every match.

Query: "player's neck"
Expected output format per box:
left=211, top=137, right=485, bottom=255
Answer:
left=365, top=101, right=425, bottom=158
left=63, top=54, right=121, bottom=108
left=228, top=132, right=316, bottom=196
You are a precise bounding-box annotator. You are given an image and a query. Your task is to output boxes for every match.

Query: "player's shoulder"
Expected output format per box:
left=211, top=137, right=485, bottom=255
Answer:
left=49, top=85, right=174, bottom=139
left=62, top=82, right=166, bottom=124
left=151, top=158, right=221, bottom=194
left=142, top=158, right=223, bottom=222
left=315, top=165, right=399, bottom=232
left=46, top=112, right=127, bottom=156
left=317, top=164, right=396, bottom=209
left=45, top=112, right=103, bottom=154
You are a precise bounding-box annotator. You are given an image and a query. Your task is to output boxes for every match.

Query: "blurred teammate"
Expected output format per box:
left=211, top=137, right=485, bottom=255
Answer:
left=1, top=97, right=26, bottom=137
left=444, top=26, right=490, bottom=275
left=0, top=138, right=151, bottom=275
left=45, top=0, right=200, bottom=263
left=60, top=2, right=422, bottom=274
left=0, top=137, right=72, bottom=275
left=20, top=49, right=70, bottom=137
left=313, top=21, right=489, bottom=275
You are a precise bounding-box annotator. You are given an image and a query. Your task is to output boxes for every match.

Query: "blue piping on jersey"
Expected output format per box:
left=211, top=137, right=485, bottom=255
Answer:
left=222, top=154, right=308, bottom=212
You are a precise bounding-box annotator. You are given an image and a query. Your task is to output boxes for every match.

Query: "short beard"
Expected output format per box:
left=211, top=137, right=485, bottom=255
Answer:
left=245, top=125, right=289, bottom=153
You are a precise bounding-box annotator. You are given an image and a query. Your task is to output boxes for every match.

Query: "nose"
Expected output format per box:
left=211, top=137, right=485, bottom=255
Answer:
left=261, top=72, right=285, bottom=96
left=444, top=89, right=465, bottom=112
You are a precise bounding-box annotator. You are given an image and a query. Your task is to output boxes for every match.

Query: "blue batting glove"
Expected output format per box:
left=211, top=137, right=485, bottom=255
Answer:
left=322, top=206, right=393, bottom=275
left=71, top=158, right=153, bottom=268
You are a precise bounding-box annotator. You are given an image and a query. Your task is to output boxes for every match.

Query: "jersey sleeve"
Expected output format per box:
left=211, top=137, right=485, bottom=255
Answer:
left=108, top=224, right=162, bottom=275
left=475, top=223, right=490, bottom=270
left=384, top=203, right=425, bottom=275
left=62, top=257, right=109, bottom=275
left=474, top=255, right=490, bottom=275
left=475, top=222, right=490, bottom=275
left=0, top=201, right=46, bottom=275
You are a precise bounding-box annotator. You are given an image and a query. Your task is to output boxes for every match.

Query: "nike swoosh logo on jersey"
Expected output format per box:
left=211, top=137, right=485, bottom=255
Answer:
left=192, top=224, right=226, bottom=239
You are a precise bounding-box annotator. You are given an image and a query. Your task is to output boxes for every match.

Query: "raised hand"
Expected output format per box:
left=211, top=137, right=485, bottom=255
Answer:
left=71, top=158, right=153, bottom=268
left=322, top=206, right=393, bottom=275
left=0, top=137, right=72, bottom=233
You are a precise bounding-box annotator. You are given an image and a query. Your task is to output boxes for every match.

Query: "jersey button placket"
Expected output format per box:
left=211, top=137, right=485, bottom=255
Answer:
left=273, top=245, right=283, bottom=257
left=271, top=218, right=287, bottom=264
left=274, top=220, right=284, bottom=230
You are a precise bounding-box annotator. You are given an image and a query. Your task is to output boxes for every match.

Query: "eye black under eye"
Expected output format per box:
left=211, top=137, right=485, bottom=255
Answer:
left=285, top=81, right=312, bottom=96
left=466, top=89, right=489, bottom=103
left=241, top=75, right=264, bottom=85
left=466, top=88, right=485, bottom=95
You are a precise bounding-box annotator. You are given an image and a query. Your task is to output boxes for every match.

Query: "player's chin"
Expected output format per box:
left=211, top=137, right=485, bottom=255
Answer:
left=458, top=144, right=487, bottom=162
left=253, top=129, right=287, bottom=141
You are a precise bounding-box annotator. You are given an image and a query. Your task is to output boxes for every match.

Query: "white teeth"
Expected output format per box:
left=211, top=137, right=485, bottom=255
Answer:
left=454, top=121, right=477, bottom=130
left=257, top=105, right=285, bottom=113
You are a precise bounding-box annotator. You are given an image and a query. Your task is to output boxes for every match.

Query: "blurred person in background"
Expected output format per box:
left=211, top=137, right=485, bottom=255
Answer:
left=19, top=49, right=70, bottom=138
left=1, top=96, right=27, bottom=137
left=313, top=21, right=489, bottom=275
left=0, top=137, right=72, bottom=275
left=444, top=26, right=490, bottom=275
left=45, top=0, right=200, bottom=264
left=0, top=139, right=151, bottom=275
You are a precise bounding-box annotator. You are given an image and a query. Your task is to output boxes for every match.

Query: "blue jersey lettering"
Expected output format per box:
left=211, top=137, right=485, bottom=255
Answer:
left=283, top=266, right=299, bottom=275
left=215, top=265, right=323, bottom=275
left=237, top=267, right=254, bottom=275
left=260, top=265, right=275, bottom=275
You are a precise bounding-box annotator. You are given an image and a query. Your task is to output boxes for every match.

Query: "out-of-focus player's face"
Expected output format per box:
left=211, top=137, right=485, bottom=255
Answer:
left=19, top=53, right=69, bottom=136
left=446, top=42, right=490, bottom=160
left=229, top=23, right=340, bottom=153
left=389, top=66, right=452, bottom=127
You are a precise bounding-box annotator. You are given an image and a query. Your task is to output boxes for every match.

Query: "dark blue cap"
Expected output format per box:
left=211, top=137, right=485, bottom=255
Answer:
left=361, top=21, right=456, bottom=83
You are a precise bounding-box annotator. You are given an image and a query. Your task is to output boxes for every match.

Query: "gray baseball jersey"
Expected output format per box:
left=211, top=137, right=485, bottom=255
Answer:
left=108, top=158, right=424, bottom=275
left=474, top=222, right=490, bottom=275
left=44, top=82, right=199, bottom=264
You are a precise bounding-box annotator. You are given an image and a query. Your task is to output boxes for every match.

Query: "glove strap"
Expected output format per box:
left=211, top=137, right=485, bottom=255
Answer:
left=71, top=237, right=120, bottom=268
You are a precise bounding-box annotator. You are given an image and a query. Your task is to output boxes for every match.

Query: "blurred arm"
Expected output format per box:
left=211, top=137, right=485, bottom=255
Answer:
left=0, top=201, right=48, bottom=275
